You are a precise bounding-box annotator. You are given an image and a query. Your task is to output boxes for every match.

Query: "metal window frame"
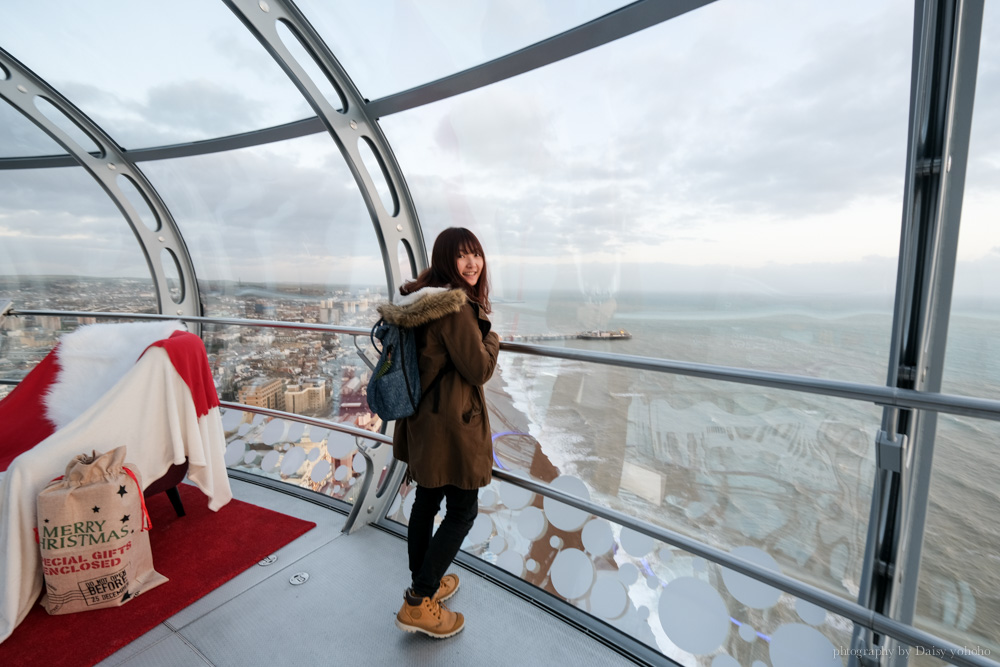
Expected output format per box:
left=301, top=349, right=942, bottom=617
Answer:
left=853, top=1, right=985, bottom=664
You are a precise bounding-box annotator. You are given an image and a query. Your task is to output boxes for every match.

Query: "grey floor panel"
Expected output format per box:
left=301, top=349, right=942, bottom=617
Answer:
left=166, top=479, right=346, bottom=630
left=103, top=633, right=212, bottom=667
left=180, top=525, right=637, bottom=667
left=94, top=624, right=174, bottom=667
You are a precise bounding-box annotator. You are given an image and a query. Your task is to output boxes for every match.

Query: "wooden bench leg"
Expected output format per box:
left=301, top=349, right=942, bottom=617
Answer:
left=165, top=486, right=186, bottom=517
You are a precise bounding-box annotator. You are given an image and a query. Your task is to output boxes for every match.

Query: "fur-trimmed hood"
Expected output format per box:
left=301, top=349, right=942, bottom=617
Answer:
left=376, top=286, right=467, bottom=328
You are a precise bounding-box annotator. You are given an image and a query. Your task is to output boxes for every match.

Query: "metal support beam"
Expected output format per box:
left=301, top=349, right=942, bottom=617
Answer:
left=366, top=0, right=719, bottom=118
left=0, top=49, right=202, bottom=321
left=221, top=0, right=427, bottom=298
left=853, top=1, right=984, bottom=664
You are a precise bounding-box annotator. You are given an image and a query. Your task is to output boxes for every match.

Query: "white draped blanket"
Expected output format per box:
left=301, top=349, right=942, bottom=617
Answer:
left=0, top=342, right=232, bottom=644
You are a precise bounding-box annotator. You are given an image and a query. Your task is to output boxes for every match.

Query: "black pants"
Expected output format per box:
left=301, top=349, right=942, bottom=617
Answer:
left=408, top=484, right=479, bottom=599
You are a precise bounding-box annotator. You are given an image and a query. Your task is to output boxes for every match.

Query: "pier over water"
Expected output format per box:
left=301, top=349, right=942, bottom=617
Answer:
left=504, top=330, right=632, bottom=342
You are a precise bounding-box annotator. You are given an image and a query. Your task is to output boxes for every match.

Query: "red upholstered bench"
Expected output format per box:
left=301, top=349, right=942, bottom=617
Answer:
left=0, top=322, right=220, bottom=516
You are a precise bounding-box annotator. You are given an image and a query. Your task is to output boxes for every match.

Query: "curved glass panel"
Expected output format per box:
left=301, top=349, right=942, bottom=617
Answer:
left=915, top=416, right=1000, bottom=663
left=381, top=0, right=908, bottom=380
left=293, top=0, right=632, bottom=100
left=139, top=134, right=386, bottom=430
left=0, top=100, right=69, bottom=158
left=0, top=1, right=313, bottom=148
left=922, top=3, right=1000, bottom=658
left=389, top=444, right=861, bottom=665
left=221, top=408, right=367, bottom=505
left=0, top=167, right=156, bottom=384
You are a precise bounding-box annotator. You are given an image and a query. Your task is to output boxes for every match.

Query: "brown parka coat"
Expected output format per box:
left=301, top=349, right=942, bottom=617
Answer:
left=378, top=287, right=500, bottom=490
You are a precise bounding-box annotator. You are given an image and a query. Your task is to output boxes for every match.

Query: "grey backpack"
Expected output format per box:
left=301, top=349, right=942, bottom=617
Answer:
left=366, top=318, right=421, bottom=420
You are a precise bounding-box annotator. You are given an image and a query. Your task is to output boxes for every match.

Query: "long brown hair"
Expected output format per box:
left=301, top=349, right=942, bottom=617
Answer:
left=400, top=227, right=491, bottom=313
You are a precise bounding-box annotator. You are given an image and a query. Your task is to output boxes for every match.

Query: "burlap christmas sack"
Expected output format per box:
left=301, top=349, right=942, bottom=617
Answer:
left=36, top=446, right=167, bottom=614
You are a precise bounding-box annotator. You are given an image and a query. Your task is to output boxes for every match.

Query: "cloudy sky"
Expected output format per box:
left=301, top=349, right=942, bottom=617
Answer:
left=0, top=0, right=998, bottom=300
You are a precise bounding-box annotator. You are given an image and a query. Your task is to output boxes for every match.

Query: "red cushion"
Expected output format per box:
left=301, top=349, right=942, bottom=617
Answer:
left=0, top=348, right=61, bottom=472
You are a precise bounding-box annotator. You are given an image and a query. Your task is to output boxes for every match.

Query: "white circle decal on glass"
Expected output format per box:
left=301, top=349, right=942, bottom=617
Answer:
left=646, top=574, right=660, bottom=589
left=618, top=562, right=640, bottom=585
left=224, top=440, right=246, bottom=466
left=769, top=623, right=839, bottom=667
left=620, top=527, right=654, bottom=557
left=352, top=453, right=366, bottom=473
left=497, top=551, right=524, bottom=576
left=543, top=476, right=591, bottom=532
left=243, top=451, right=258, bottom=465
left=739, top=623, right=757, bottom=642
left=549, top=548, right=595, bottom=600
left=479, top=488, right=497, bottom=507
left=222, top=409, right=243, bottom=431
left=582, top=519, right=613, bottom=556
left=721, top=546, right=782, bottom=609
left=658, top=547, right=673, bottom=563
left=310, top=459, right=331, bottom=483
left=488, top=536, right=506, bottom=553
left=526, top=558, right=539, bottom=573
left=237, top=423, right=252, bottom=436
left=280, top=446, right=306, bottom=476
left=261, top=450, right=281, bottom=473
left=796, top=599, right=827, bottom=626
left=464, top=514, right=494, bottom=546
left=287, top=422, right=305, bottom=442
left=326, top=431, right=356, bottom=459
left=261, top=419, right=285, bottom=445
left=550, top=536, right=563, bottom=549
left=712, top=656, right=740, bottom=667
left=307, top=447, right=321, bottom=462
left=334, top=465, right=350, bottom=481
left=388, top=493, right=401, bottom=517
left=658, top=577, right=730, bottom=655
left=590, top=574, right=628, bottom=619
left=499, top=481, right=534, bottom=510
left=517, top=506, right=547, bottom=541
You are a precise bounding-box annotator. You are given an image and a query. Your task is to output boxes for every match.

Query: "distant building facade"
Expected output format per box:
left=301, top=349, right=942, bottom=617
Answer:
left=238, top=377, right=285, bottom=411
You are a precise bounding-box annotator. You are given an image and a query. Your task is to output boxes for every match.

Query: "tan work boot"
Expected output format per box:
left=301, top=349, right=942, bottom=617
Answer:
left=396, top=590, right=465, bottom=638
left=433, top=573, right=460, bottom=603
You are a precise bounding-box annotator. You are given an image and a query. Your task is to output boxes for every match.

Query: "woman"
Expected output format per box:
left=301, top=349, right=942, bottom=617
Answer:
left=378, top=227, right=500, bottom=639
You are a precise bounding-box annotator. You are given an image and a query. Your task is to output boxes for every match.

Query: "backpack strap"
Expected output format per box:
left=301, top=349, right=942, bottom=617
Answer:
left=370, top=318, right=384, bottom=354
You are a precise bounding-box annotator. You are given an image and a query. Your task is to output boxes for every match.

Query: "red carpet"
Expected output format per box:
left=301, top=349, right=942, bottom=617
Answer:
left=0, top=484, right=316, bottom=667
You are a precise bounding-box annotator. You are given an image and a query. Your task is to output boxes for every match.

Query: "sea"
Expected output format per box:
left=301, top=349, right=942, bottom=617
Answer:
left=482, top=289, right=999, bottom=661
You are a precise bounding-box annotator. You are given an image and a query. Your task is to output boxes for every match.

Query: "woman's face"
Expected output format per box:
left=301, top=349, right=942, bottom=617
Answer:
left=456, top=248, right=484, bottom=286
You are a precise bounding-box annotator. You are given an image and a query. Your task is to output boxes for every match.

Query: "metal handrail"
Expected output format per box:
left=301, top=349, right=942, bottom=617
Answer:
left=12, top=308, right=1000, bottom=422
left=218, top=401, right=391, bottom=447
left=5, top=310, right=996, bottom=665
left=204, top=398, right=998, bottom=667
